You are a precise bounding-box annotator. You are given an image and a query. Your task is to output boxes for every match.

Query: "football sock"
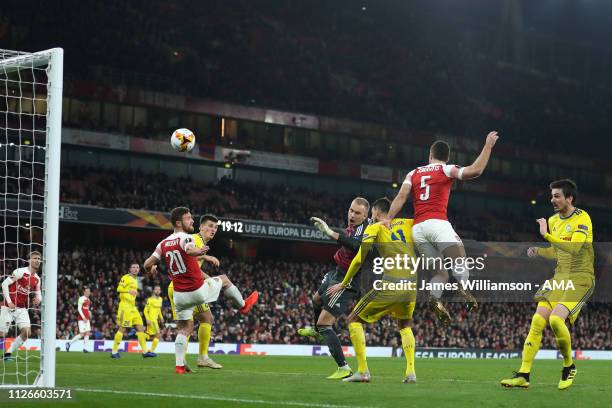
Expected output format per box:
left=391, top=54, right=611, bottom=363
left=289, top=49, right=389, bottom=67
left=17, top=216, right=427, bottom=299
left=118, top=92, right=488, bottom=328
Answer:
left=349, top=322, right=368, bottom=373
left=83, top=335, right=89, bottom=349
left=224, top=285, right=245, bottom=308
left=151, top=337, right=159, bottom=352
left=69, top=334, right=83, bottom=345
left=400, top=327, right=416, bottom=376
left=175, top=334, right=187, bottom=366
left=318, top=325, right=346, bottom=367
left=136, top=332, right=147, bottom=353
left=8, top=335, right=25, bottom=353
left=519, top=313, right=547, bottom=373
left=550, top=315, right=573, bottom=367
left=429, top=275, right=447, bottom=299
left=452, top=259, right=469, bottom=284
left=199, top=323, right=211, bottom=357
left=112, top=331, right=123, bottom=353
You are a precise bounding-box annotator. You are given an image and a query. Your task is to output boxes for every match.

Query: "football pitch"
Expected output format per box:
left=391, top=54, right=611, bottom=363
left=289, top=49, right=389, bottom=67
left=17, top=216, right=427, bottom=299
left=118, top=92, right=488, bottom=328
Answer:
left=4, top=353, right=611, bottom=407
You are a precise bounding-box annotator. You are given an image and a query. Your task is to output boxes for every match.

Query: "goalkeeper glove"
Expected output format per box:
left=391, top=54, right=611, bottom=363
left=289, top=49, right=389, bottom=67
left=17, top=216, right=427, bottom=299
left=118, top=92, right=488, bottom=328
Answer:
left=310, top=217, right=334, bottom=237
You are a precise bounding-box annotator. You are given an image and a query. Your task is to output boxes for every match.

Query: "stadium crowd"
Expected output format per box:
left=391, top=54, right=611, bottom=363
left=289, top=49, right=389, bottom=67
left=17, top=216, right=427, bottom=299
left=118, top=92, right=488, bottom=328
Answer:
left=55, top=247, right=612, bottom=350
left=4, top=1, right=610, bottom=158
left=58, top=166, right=555, bottom=241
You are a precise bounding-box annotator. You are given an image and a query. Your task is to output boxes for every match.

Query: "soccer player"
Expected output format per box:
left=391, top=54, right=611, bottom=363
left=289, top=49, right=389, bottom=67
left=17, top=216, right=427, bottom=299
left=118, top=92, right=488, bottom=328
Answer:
left=501, top=179, right=594, bottom=390
left=144, top=285, right=164, bottom=356
left=297, top=197, right=370, bottom=379
left=66, top=286, right=92, bottom=353
left=167, top=213, right=223, bottom=369
left=327, top=198, right=418, bottom=383
left=1, top=251, right=42, bottom=361
left=110, top=263, right=151, bottom=358
left=144, top=207, right=258, bottom=374
left=386, top=131, right=499, bottom=323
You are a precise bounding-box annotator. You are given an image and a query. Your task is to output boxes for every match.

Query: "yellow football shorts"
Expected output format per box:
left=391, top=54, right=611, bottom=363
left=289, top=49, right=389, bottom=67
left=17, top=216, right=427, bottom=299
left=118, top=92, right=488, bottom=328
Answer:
left=534, top=275, right=595, bottom=324
left=116, top=304, right=143, bottom=328
left=351, top=288, right=416, bottom=323
left=144, top=317, right=160, bottom=336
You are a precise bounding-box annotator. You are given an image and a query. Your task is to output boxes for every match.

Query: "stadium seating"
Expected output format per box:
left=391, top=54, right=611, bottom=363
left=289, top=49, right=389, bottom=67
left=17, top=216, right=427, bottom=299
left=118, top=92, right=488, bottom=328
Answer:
left=3, top=0, right=610, bottom=157
left=55, top=247, right=612, bottom=350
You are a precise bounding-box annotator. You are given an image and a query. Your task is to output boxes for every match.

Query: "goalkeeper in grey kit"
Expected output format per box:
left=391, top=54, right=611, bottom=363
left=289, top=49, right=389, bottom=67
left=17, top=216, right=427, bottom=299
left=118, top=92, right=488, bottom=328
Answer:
left=297, top=197, right=370, bottom=379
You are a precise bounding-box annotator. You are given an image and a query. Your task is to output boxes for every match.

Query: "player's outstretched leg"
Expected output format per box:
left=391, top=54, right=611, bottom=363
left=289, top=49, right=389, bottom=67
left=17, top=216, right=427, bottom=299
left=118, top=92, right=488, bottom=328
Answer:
left=420, top=255, right=453, bottom=324
left=501, top=307, right=549, bottom=388
left=319, top=325, right=352, bottom=379
left=82, top=333, right=90, bottom=353
left=145, top=333, right=159, bottom=357
left=314, top=310, right=351, bottom=379
left=427, top=295, right=451, bottom=326
left=134, top=326, right=151, bottom=358
left=297, top=293, right=325, bottom=343
left=216, top=274, right=258, bottom=314
left=66, top=333, right=82, bottom=352
left=442, top=244, right=478, bottom=311
left=549, top=307, right=576, bottom=390
left=111, top=326, right=125, bottom=358
left=398, top=320, right=416, bottom=384
left=195, top=309, right=222, bottom=369
left=175, top=319, right=193, bottom=374
left=343, top=322, right=370, bottom=383
left=2, top=330, right=28, bottom=361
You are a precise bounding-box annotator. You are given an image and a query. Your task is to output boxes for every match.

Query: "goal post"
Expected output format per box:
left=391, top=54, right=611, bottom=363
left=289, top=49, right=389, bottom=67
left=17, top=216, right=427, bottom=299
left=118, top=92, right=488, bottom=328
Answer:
left=0, top=48, right=63, bottom=388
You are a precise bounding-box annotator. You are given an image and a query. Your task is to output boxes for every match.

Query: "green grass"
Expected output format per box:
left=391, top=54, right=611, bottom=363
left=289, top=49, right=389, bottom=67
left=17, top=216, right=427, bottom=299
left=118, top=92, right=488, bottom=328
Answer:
left=3, top=352, right=611, bottom=407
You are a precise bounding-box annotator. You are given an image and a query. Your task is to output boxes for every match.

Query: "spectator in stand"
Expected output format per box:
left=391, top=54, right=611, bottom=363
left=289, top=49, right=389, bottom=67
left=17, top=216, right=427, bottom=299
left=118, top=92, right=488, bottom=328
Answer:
left=54, top=246, right=612, bottom=350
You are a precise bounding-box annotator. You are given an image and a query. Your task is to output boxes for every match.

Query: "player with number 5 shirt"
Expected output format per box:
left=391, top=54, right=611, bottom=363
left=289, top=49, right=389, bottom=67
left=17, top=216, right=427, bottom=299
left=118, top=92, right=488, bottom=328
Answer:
left=387, top=131, right=499, bottom=324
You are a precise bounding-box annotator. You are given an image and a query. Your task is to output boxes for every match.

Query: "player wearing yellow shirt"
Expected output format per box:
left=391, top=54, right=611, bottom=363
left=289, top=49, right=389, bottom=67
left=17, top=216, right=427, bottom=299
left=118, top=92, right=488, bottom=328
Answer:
left=501, top=179, right=595, bottom=390
left=167, top=214, right=222, bottom=369
left=111, top=263, right=149, bottom=358
left=144, top=285, right=164, bottom=355
left=327, top=197, right=418, bottom=384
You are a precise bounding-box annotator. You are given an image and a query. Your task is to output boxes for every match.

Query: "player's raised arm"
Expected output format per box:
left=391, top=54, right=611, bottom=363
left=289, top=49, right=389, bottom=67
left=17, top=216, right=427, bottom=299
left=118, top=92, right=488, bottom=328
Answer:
left=341, top=224, right=379, bottom=287
left=327, top=224, right=379, bottom=296
left=144, top=255, right=159, bottom=273
left=203, top=255, right=220, bottom=267
left=311, top=216, right=366, bottom=251
left=460, top=131, right=499, bottom=180
left=180, top=234, right=208, bottom=257
left=145, top=242, right=162, bottom=273
left=529, top=246, right=556, bottom=259
left=387, top=181, right=411, bottom=221
left=537, top=217, right=589, bottom=255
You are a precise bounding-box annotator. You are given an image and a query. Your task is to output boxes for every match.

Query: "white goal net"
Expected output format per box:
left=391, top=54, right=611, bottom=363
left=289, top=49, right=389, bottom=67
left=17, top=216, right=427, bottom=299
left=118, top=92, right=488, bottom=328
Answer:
left=0, top=48, right=63, bottom=387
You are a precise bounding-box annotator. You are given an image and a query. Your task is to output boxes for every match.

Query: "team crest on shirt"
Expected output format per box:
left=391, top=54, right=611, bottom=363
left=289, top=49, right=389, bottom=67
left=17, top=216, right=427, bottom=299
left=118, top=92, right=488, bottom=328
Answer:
left=566, top=225, right=572, bottom=232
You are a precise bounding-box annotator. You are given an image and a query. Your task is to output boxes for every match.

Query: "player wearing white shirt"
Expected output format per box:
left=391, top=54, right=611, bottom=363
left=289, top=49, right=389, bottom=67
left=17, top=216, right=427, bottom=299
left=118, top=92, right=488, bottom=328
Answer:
left=66, top=287, right=92, bottom=353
